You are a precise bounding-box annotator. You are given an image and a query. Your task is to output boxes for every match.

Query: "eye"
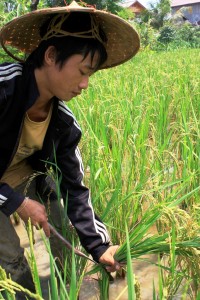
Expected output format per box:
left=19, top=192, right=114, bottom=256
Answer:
left=79, top=69, right=95, bottom=77
left=80, top=69, right=86, bottom=76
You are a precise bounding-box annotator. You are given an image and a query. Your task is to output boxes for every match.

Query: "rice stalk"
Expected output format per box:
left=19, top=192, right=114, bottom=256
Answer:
left=39, top=228, right=88, bottom=300
left=69, top=239, right=77, bottom=300
left=0, top=267, right=42, bottom=300
left=26, top=219, right=42, bottom=296
left=98, top=268, right=109, bottom=300
left=125, top=224, right=136, bottom=300
left=87, top=188, right=200, bottom=298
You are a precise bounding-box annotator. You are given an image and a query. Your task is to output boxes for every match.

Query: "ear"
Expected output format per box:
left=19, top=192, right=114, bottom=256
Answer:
left=44, top=46, right=57, bottom=66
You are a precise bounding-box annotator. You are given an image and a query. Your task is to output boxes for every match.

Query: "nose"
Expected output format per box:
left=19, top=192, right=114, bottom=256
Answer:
left=79, top=76, right=89, bottom=90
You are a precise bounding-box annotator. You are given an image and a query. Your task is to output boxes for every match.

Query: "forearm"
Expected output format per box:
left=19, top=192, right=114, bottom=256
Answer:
left=0, top=182, right=24, bottom=216
left=64, top=188, right=111, bottom=260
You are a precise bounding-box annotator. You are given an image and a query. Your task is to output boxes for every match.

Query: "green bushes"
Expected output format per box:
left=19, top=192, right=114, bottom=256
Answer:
left=157, top=23, right=200, bottom=49
left=158, top=25, right=176, bottom=44
left=136, top=22, right=200, bottom=50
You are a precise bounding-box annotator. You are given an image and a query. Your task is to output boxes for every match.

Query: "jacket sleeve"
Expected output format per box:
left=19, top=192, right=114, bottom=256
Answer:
left=0, top=182, right=24, bottom=216
left=55, top=113, right=111, bottom=262
left=0, top=65, right=25, bottom=216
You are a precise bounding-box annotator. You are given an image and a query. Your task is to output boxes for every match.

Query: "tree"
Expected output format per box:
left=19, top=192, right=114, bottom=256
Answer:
left=157, top=25, right=176, bottom=44
left=139, top=0, right=171, bottom=30
left=117, top=7, right=134, bottom=21
left=3, top=0, right=122, bottom=14
left=152, top=0, right=170, bottom=29
left=30, top=0, right=39, bottom=10
left=82, top=0, right=121, bottom=13
left=1, top=0, right=27, bottom=27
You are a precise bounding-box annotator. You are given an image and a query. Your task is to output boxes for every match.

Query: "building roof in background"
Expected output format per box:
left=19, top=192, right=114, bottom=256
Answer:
left=120, top=0, right=146, bottom=9
left=171, top=0, right=200, bottom=7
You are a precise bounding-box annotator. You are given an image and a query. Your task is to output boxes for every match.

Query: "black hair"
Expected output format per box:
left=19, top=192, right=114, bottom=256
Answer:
left=26, top=12, right=107, bottom=70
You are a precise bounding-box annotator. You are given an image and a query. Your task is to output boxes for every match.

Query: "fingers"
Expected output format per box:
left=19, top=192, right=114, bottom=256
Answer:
left=34, top=213, right=50, bottom=237
left=18, top=199, right=50, bottom=237
left=105, top=261, right=121, bottom=272
left=41, top=221, right=50, bottom=238
left=35, top=219, right=50, bottom=236
left=99, top=245, right=121, bottom=272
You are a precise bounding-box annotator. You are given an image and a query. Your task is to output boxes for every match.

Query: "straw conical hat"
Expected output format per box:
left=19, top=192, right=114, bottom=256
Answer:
left=0, top=1, right=140, bottom=69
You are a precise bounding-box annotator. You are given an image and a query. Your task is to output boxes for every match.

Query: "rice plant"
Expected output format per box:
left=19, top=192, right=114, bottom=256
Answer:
left=70, top=48, right=200, bottom=298
left=1, top=49, right=199, bottom=299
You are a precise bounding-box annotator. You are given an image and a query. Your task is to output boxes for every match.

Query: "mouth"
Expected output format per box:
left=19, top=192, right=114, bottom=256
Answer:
left=72, top=91, right=81, bottom=97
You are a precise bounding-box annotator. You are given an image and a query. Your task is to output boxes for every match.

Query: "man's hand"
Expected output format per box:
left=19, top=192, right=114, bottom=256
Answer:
left=99, top=245, right=121, bottom=272
left=16, top=198, right=50, bottom=237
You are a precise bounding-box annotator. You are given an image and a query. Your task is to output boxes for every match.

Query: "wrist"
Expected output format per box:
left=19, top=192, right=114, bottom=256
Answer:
left=90, top=244, right=110, bottom=262
left=16, top=197, right=29, bottom=213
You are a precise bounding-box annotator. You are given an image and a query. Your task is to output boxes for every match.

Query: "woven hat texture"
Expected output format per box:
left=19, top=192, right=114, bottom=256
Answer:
left=0, top=1, right=140, bottom=69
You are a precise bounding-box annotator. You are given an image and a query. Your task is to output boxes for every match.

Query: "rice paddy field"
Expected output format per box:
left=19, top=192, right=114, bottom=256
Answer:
left=69, top=48, right=200, bottom=299
left=0, top=48, right=200, bottom=299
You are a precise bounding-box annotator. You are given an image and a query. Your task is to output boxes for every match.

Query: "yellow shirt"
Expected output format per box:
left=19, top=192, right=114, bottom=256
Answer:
left=1, top=106, right=52, bottom=188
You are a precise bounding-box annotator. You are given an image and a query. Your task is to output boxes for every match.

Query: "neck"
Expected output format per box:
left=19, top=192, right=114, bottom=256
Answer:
left=27, top=99, right=53, bottom=122
left=34, top=67, right=53, bottom=104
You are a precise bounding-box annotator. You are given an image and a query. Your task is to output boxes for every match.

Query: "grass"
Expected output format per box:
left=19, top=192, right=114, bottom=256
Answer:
left=1, top=48, right=200, bottom=299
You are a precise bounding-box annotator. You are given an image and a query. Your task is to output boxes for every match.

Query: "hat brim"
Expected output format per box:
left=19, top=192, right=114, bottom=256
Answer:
left=0, top=2, right=140, bottom=69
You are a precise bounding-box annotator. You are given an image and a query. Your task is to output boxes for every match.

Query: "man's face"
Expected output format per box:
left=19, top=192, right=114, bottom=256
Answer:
left=42, top=50, right=99, bottom=102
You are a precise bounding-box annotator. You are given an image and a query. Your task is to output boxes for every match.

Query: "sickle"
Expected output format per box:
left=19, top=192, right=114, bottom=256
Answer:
left=48, top=222, right=97, bottom=264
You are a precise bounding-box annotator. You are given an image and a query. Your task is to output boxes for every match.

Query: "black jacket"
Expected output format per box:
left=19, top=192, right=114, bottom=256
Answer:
left=0, top=62, right=110, bottom=261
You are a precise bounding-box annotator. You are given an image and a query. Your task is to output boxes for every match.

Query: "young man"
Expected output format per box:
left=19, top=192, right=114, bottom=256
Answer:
left=0, top=1, right=140, bottom=297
